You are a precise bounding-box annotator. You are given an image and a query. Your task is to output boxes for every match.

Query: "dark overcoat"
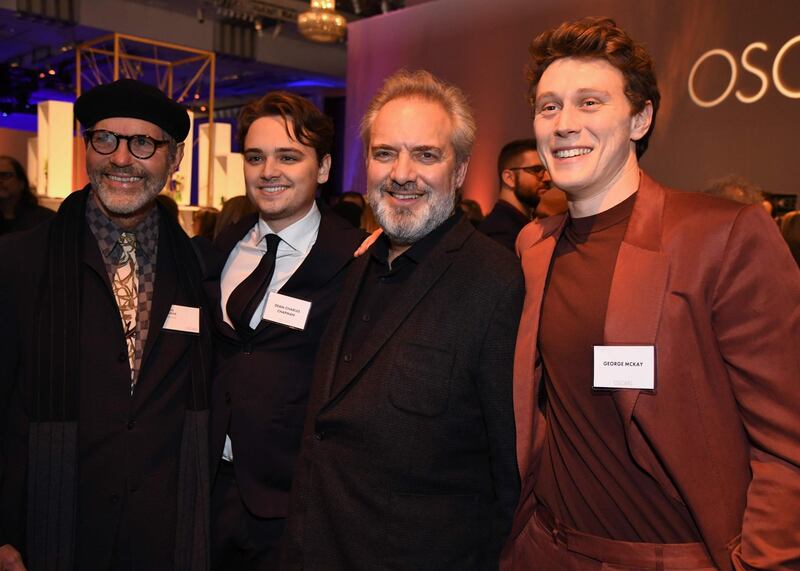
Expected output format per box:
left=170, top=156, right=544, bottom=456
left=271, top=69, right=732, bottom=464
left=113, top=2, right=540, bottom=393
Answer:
left=0, top=196, right=210, bottom=570
left=282, top=217, right=523, bottom=571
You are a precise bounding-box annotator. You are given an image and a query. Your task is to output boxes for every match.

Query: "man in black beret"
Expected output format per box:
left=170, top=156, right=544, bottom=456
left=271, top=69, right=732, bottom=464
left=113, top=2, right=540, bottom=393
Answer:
left=0, top=78, right=211, bottom=570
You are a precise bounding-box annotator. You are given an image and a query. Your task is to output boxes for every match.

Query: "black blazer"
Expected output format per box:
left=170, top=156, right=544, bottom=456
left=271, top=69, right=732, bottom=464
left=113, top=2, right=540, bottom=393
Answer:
left=201, top=207, right=364, bottom=518
left=478, top=200, right=530, bottom=252
left=0, top=211, right=209, bottom=570
left=282, top=217, right=523, bottom=571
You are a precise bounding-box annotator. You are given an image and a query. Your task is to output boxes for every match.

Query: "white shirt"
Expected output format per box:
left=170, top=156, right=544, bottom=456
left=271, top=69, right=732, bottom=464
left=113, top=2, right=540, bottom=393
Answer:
left=220, top=202, right=321, bottom=461
left=220, top=202, right=321, bottom=330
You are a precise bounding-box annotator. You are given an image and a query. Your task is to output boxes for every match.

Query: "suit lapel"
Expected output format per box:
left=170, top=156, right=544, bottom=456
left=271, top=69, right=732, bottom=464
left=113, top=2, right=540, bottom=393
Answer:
left=82, top=223, right=114, bottom=293
left=249, top=210, right=361, bottom=340
left=605, top=173, right=670, bottom=427
left=138, top=217, right=179, bottom=379
left=205, top=213, right=260, bottom=341
left=281, top=209, right=359, bottom=296
left=320, top=218, right=472, bottom=409
left=313, top=251, right=370, bottom=407
left=514, top=215, right=566, bottom=481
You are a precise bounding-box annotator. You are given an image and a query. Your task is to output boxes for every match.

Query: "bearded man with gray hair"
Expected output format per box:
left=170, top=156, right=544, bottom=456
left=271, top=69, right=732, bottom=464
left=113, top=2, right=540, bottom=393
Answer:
left=281, top=70, right=523, bottom=570
left=0, top=79, right=211, bottom=571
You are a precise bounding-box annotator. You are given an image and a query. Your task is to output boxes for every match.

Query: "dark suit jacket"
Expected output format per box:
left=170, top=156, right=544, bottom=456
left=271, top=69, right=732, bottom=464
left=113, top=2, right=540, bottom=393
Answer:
left=201, top=208, right=364, bottom=518
left=0, top=206, right=210, bottom=570
left=282, top=217, right=523, bottom=571
left=478, top=200, right=530, bottom=252
left=502, top=173, right=800, bottom=571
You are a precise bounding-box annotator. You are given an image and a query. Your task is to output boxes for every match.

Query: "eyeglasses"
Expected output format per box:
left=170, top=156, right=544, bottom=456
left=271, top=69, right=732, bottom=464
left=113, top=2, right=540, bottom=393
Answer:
left=0, top=172, right=17, bottom=181
left=508, top=164, right=547, bottom=176
left=84, top=129, right=169, bottom=160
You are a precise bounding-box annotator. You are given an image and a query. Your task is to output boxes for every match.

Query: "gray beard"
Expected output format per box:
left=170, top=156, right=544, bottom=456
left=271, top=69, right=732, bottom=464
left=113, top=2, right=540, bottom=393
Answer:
left=88, top=167, right=167, bottom=215
left=369, top=180, right=455, bottom=246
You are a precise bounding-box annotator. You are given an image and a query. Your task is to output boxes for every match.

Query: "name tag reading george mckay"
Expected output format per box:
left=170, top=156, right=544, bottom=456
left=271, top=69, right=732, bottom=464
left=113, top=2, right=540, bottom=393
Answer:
left=593, top=345, right=655, bottom=390
left=163, top=304, right=200, bottom=334
left=263, top=291, right=312, bottom=330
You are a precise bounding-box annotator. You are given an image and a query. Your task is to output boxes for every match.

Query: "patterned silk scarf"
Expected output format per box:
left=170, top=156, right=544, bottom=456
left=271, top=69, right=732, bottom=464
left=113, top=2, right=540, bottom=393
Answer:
left=113, top=231, right=138, bottom=391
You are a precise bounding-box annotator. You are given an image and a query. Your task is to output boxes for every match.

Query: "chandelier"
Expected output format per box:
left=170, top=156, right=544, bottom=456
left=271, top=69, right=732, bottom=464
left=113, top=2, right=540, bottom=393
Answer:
left=298, top=0, right=347, bottom=43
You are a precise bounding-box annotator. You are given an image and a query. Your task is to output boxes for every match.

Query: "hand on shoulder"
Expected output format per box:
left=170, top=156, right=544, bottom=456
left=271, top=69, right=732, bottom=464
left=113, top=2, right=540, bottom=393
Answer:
left=354, top=228, right=382, bottom=257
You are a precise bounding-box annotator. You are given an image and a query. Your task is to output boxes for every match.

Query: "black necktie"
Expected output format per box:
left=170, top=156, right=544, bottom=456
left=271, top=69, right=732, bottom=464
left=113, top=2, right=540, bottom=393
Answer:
left=227, top=233, right=281, bottom=337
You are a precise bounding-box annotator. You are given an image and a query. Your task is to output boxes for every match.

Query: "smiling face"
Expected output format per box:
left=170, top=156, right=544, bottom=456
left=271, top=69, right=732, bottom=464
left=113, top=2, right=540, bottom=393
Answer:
left=86, top=116, right=182, bottom=227
left=533, top=57, right=651, bottom=205
left=243, top=115, right=330, bottom=233
left=366, top=97, right=467, bottom=247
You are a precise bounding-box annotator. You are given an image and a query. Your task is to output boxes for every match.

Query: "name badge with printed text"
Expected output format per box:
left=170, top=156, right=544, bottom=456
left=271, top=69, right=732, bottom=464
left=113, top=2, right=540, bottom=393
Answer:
left=593, top=345, right=655, bottom=390
left=163, top=304, right=200, bottom=334
left=263, top=291, right=312, bottom=330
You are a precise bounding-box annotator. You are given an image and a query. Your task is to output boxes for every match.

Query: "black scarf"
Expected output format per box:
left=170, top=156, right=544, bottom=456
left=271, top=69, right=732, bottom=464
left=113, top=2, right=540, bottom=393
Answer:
left=26, top=187, right=211, bottom=570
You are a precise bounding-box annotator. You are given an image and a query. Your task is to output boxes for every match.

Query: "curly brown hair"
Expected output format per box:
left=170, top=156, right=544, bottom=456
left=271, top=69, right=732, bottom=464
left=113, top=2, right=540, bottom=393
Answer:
left=527, top=17, right=660, bottom=158
left=237, top=91, right=334, bottom=161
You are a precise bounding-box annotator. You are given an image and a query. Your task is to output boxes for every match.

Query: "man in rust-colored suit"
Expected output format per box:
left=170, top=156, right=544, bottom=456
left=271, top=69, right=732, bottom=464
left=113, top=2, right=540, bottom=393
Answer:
left=502, top=17, right=800, bottom=571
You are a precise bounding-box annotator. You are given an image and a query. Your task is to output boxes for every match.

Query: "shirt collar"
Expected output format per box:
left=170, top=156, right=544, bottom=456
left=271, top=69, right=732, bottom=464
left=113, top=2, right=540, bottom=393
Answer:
left=85, top=191, right=159, bottom=263
left=371, top=211, right=461, bottom=267
left=256, top=201, right=321, bottom=254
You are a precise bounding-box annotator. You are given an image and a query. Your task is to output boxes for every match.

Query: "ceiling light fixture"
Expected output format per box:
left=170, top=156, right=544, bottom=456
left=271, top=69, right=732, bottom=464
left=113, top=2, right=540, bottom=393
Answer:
left=298, top=0, right=346, bottom=43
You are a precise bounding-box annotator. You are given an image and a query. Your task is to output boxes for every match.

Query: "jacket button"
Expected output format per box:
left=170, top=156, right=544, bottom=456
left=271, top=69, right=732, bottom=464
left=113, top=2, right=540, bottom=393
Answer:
left=127, top=420, right=136, bottom=430
left=110, top=494, right=120, bottom=504
left=343, top=353, right=352, bottom=363
left=313, top=431, right=325, bottom=441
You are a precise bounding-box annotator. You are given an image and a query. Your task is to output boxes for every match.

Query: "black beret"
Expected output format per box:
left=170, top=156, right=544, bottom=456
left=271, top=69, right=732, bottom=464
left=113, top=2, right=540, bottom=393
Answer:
left=75, top=79, right=191, bottom=142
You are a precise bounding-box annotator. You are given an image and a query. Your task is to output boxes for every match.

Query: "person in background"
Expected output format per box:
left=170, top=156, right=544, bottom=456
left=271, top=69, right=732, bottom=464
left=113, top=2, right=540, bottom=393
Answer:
left=780, top=210, right=800, bottom=267
left=703, top=173, right=774, bottom=215
left=503, top=17, right=800, bottom=571
left=479, top=139, right=551, bottom=251
left=0, top=78, right=211, bottom=571
left=459, top=197, right=485, bottom=226
left=0, top=155, right=53, bottom=235
left=214, top=195, right=257, bottom=240
left=332, top=191, right=366, bottom=228
left=193, top=206, right=219, bottom=240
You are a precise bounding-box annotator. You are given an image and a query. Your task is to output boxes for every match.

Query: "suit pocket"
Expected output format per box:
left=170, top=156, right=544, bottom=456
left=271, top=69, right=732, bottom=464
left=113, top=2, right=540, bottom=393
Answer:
left=388, top=342, right=453, bottom=417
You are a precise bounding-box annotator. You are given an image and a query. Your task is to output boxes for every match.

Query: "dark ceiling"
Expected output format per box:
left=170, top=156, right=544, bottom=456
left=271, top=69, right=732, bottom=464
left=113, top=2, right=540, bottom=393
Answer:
left=0, top=1, right=405, bottom=129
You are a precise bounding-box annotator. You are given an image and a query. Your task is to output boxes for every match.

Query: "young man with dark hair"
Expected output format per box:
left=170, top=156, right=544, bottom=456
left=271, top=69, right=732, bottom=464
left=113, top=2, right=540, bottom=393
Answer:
left=503, top=17, right=800, bottom=571
left=199, top=91, right=363, bottom=569
left=479, top=138, right=551, bottom=251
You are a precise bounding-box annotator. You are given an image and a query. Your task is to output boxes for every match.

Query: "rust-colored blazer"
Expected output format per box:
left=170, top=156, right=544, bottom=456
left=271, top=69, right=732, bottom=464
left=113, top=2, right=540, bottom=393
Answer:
left=502, top=173, right=800, bottom=571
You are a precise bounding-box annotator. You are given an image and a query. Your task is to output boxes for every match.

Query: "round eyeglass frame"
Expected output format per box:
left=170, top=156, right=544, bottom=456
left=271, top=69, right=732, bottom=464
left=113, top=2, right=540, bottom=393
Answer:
left=84, top=129, right=170, bottom=160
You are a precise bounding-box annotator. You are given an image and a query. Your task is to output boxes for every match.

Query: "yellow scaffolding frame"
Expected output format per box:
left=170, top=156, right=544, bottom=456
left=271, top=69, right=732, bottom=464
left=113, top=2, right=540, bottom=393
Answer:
left=75, top=33, right=217, bottom=205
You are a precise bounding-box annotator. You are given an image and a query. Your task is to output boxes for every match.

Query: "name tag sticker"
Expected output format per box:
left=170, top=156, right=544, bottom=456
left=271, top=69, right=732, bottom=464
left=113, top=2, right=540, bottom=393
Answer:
left=163, top=304, right=200, bottom=334
left=593, top=345, right=655, bottom=390
left=263, top=291, right=312, bottom=330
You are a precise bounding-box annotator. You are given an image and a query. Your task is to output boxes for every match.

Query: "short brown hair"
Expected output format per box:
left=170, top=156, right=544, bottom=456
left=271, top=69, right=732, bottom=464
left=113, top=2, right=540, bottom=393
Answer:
left=359, top=70, right=476, bottom=166
left=237, top=91, right=334, bottom=161
left=497, top=138, right=537, bottom=186
left=528, top=17, right=660, bottom=158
